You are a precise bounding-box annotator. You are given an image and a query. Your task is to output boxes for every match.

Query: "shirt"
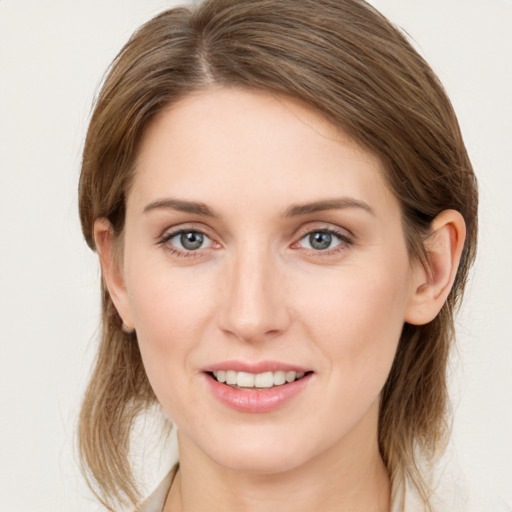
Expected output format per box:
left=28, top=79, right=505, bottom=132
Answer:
left=136, top=466, right=427, bottom=512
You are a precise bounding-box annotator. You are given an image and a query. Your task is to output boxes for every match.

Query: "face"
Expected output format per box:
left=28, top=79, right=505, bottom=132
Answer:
left=109, top=88, right=421, bottom=474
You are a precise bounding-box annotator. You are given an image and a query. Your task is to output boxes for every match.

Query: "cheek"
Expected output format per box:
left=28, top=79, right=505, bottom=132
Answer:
left=124, top=260, right=216, bottom=385
left=127, top=254, right=213, bottom=330
left=300, top=263, right=411, bottom=390
left=124, top=268, right=217, bottom=425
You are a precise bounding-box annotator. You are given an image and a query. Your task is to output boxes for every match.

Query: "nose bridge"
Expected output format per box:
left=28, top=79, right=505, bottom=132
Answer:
left=219, top=239, right=289, bottom=341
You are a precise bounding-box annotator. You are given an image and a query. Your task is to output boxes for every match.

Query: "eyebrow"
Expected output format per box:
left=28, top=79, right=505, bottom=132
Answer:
left=284, top=198, right=375, bottom=217
left=142, top=196, right=374, bottom=218
left=142, top=198, right=218, bottom=217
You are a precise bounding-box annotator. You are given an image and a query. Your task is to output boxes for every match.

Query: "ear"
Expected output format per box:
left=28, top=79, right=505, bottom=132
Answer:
left=94, top=218, right=135, bottom=332
left=405, top=210, right=466, bottom=326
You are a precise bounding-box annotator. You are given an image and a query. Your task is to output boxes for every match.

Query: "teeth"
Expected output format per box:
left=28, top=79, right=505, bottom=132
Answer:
left=212, top=370, right=307, bottom=388
left=237, top=372, right=255, bottom=387
left=273, top=371, right=286, bottom=385
left=226, top=370, right=237, bottom=385
left=254, top=371, right=273, bottom=388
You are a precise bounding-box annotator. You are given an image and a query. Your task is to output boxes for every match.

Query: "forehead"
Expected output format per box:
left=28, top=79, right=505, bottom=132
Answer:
left=130, top=87, right=395, bottom=217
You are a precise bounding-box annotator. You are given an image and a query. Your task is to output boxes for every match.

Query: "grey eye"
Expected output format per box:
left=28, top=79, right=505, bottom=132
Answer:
left=309, top=232, right=333, bottom=250
left=166, top=230, right=211, bottom=251
left=299, top=230, right=343, bottom=251
left=180, top=231, right=205, bottom=250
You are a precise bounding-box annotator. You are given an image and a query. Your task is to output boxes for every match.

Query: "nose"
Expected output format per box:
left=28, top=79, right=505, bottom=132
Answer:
left=217, top=243, right=291, bottom=343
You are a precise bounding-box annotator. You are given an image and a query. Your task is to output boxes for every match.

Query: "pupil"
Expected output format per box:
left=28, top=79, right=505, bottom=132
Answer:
left=181, top=231, right=203, bottom=250
left=310, top=231, right=331, bottom=250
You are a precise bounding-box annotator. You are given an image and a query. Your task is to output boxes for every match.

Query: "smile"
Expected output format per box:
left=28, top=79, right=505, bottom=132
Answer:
left=212, top=370, right=307, bottom=389
left=204, top=364, right=314, bottom=413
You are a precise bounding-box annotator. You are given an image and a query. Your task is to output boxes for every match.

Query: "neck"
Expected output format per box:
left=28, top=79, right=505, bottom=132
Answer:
left=164, top=403, right=390, bottom=512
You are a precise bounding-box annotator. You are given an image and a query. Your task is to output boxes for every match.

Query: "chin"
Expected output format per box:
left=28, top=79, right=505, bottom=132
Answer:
left=212, top=447, right=307, bottom=475
left=194, top=425, right=320, bottom=475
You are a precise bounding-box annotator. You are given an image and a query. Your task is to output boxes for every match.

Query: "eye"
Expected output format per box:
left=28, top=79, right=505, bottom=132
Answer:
left=163, top=230, right=213, bottom=252
left=297, top=229, right=349, bottom=251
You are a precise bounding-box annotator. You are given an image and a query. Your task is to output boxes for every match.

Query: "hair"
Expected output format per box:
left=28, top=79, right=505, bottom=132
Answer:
left=78, top=0, right=478, bottom=510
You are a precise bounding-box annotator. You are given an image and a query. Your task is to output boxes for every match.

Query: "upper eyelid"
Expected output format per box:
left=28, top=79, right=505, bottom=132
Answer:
left=157, top=228, right=208, bottom=252
left=295, top=229, right=351, bottom=247
left=159, top=229, right=215, bottom=257
left=293, top=222, right=354, bottom=240
left=159, top=223, right=214, bottom=240
left=163, top=228, right=211, bottom=241
left=157, top=223, right=354, bottom=248
left=299, top=229, right=349, bottom=241
left=292, top=223, right=355, bottom=252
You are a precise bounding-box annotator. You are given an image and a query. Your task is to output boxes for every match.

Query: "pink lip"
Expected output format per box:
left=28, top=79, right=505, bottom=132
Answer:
left=203, top=369, right=313, bottom=414
left=202, top=360, right=311, bottom=374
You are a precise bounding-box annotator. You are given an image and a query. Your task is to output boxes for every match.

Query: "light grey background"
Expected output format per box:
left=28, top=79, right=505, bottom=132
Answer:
left=0, top=1, right=510, bottom=510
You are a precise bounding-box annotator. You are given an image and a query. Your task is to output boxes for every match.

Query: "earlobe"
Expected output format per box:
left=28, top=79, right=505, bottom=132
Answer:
left=405, top=210, right=466, bottom=326
left=93, top=218, right=135, bottom=331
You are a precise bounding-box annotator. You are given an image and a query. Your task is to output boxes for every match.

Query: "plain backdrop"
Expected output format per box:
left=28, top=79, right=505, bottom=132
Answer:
left=0, top=1, right=511, bottom=511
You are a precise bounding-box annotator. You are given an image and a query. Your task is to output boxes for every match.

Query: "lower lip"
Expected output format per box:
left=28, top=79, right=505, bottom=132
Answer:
left=204, top=373, right=313, bottom=413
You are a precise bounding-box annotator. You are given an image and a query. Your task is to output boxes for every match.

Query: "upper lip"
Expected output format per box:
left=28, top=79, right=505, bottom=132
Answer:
left=202, top=360, right=312, bottom=374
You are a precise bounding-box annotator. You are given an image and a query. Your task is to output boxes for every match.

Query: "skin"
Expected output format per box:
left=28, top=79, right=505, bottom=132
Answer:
left=95, top=88, right=466, bottom=512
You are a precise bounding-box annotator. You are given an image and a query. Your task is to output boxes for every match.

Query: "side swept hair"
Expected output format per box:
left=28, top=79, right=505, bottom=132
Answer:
left=78, top=1, right=478, bottom=509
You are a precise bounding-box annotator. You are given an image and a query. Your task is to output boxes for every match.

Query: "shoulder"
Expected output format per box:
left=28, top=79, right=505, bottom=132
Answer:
left=391, top=474, right=472, bottom=512
left=133, top=465, right=178, bottom=512
left=391, top=476, right=437, bottom=512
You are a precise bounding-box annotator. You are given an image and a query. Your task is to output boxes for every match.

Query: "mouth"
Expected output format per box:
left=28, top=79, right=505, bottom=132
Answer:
left=208, top=369, right=312, bottom=390
left=203, top=361, right=314, bottom=412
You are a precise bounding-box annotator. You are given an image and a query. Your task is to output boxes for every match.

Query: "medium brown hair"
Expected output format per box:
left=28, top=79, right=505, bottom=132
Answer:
left=78, top=0, right=478, bottom=509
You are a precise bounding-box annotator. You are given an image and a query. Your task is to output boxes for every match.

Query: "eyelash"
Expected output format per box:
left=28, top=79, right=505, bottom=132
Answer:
left=295, top=227, right=353, bottom=255
left=157, top=226, right=353, bottom=258
left=158, top=228, right=214, bottom=258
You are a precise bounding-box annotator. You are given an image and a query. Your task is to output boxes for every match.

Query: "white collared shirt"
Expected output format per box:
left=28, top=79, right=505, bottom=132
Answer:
left=136, top=467, right=429, bottom=512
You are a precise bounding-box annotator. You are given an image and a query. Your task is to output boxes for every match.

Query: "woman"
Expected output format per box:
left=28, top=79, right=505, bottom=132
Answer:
left=77, top=0, right=477, bottom=511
